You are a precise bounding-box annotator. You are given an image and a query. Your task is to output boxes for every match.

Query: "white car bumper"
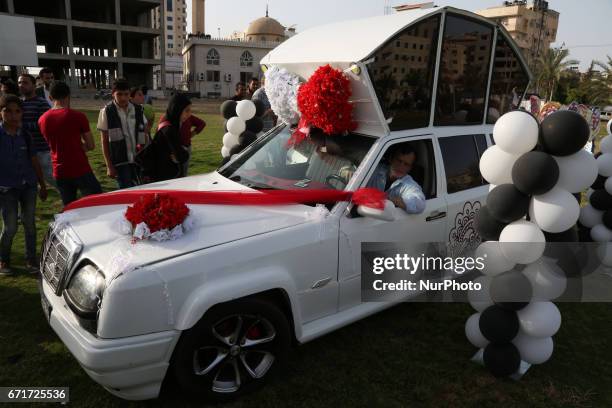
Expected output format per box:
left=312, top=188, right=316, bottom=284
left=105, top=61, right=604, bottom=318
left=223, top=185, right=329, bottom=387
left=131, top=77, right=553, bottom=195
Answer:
left=39, top=278, right=180, bottom=400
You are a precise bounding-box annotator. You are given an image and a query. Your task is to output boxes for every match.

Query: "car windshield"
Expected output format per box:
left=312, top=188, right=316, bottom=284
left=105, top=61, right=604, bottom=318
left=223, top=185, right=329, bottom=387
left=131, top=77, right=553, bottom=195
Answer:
left=219, top=125, right=375, bottom=191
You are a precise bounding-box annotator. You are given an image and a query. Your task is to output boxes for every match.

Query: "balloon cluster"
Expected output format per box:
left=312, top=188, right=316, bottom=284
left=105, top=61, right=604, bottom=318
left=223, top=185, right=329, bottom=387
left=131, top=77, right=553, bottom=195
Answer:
left=579, top=120, right=612, bottom=251
left=468, top=110, right=595, bottom=378
left=220, top=99, right=266, bottom=161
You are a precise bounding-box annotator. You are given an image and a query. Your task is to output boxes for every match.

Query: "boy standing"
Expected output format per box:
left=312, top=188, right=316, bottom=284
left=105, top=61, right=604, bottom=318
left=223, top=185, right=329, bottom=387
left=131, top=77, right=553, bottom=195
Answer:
left=38, top=82, right=101, bottom=205
left=98, top=78, right=147, bottom=189
left=0, top=95, right=47, bottom=275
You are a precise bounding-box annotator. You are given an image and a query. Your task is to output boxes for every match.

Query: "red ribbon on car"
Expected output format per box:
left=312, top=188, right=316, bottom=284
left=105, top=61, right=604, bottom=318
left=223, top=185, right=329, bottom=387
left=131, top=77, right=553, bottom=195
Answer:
left=62, top=187, right=387, bottom=212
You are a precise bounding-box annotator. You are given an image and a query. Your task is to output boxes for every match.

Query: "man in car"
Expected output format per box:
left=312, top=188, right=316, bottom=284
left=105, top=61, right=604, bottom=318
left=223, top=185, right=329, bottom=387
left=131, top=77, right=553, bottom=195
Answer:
left=367, top=144, right=426, bottom=214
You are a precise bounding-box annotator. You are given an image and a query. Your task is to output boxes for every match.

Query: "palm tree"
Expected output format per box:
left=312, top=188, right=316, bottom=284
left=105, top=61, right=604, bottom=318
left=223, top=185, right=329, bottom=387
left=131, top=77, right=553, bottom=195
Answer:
left=594, top=55, right=612, bottom=103
left=534, top=47, right=579, bottom=101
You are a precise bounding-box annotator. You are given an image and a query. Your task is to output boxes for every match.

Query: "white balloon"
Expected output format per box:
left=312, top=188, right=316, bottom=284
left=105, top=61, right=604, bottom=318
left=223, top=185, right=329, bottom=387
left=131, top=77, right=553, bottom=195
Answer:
left=596, top=243, right=612, bottom=267
left=579, top=205, right=603, bottom=228
left=499, top=220, right=546, bottom=264
left=236, top=100, right=256, bottom=120
left=597, top=153, right=612, bottom=177
left=517, top=301, right=561, bottom=338
left=591, top=224, right=612, bottom=242
left=608, top=119, right=612, bottom=136
left=492, top=111, right=539, bottom=155
left=553, top=150, right=598, bottom=193
left=488, top=184, right=497, bottom=192
left=465, top=313, right=489, bottom=348
left=479, top=146, right=520, bottom=185
left=475, top=241, right=515, bottom=277
left=222, top=132, right=239, bottom=149
left=221, top=146, right=230, bottom=158
left=512, top=332, right=554, bottom=364
left=227, top=116, right=246, bottom=136
left=468, top=275, right=493, bottom=312
left=529, top=187, right=580, bottom=233
left=600, top=135, right=612, bottom=154
left=522, top=258, right=567, bottom=301
left=604, top=177, right=612, bottom=195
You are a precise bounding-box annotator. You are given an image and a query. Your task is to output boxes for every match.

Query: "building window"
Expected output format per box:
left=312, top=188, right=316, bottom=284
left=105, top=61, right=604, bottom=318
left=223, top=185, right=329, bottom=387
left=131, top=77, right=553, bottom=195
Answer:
left=207, top=70, right=220, bottom=82
left=166, top=0, right=172, bottom=12
left=240, top=72, right=253, bottom=84
left=167, top=34, right=173, bottom=40
left=240, top=50, right=253, bottom=67
left=207, top=48, right=220, bottom=65
left=167, top=16, right=173, bottom=21
left=167, top=25, right=172, bottom=30
left=434, top=14, right=494, bottom=126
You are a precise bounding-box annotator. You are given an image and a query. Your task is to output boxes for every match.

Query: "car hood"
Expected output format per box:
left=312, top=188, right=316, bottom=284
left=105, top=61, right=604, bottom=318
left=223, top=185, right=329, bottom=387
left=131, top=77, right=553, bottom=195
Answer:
left=61, top=172, right=326, bottom=270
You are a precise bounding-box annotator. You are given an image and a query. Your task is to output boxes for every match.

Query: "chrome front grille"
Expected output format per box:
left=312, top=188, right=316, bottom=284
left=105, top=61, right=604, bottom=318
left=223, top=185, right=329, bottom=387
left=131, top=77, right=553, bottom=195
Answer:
left=40, top=223, right=82, bottom=295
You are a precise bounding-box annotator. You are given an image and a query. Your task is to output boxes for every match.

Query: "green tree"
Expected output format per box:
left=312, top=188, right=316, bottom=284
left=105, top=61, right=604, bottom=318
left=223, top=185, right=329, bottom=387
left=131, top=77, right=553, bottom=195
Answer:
left=534, top=47, right=579, bottom=101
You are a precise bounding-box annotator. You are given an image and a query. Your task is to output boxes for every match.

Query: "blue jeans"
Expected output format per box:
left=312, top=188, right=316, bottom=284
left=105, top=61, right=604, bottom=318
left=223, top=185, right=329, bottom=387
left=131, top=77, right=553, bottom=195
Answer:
left=56, top=172, right=102, bottom=205
left=0, top=185, right=37, bottom=264
left=116, top=164, right=140, bottom=189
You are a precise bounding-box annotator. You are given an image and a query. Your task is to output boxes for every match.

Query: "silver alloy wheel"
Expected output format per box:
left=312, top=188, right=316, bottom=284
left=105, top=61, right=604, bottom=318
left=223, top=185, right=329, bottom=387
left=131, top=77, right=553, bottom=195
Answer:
left=192, top=314, right=277, bottom=394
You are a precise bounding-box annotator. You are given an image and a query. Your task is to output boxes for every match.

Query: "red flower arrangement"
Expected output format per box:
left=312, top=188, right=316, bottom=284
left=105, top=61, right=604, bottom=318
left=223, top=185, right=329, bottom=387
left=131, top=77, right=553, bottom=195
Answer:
left=296, top=65, right=357, bottom=136
left=125, top=193, right=189, bottom=233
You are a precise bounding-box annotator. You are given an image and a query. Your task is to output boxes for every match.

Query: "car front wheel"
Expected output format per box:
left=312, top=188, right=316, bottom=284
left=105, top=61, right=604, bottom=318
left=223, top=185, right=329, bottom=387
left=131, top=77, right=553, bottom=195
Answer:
left=170, top=298, right=291, bottom=400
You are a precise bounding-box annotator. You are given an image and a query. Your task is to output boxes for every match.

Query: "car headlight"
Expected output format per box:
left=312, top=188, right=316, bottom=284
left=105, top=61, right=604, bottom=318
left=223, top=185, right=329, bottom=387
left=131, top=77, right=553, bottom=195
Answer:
left=64, top=265, right=106, bottom=318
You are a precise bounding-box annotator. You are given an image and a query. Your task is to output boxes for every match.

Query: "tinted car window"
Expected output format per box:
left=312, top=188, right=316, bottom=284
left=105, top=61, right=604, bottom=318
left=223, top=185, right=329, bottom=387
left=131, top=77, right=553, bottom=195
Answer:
left=367, top=16, right=440, bottom=130
left=434, top=15, right=494, bottom=126
left=486, top=34, right=530, bottom=124
left=439, top=134, right=487, bottom=193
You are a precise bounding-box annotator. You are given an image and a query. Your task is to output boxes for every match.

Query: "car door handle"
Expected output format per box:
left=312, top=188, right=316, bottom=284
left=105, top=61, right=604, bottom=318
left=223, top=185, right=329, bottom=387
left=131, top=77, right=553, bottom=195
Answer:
left=426, top=211, right=447, bottom=222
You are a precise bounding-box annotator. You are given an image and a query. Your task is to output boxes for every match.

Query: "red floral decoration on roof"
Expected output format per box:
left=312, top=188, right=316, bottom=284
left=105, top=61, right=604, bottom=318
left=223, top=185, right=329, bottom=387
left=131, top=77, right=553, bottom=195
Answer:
left=125, top=194, right=189, bottom=233
left=296, top=64, right=357, bottom=136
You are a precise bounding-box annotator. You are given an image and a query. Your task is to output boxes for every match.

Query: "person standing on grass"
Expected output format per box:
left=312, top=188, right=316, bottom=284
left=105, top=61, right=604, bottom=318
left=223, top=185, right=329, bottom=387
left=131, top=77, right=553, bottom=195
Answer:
left=0, top=95, right=47, bottom=276
left=35, top=67, right=54, bottom=106
left=38, top=82, right=101, bottom=206
left=98, top=78, right=148, bottom=189
left=230, top=82, right=246, bottom=102
left=140, top=94, right=191, bottom=182
left=130, top=86, right=155, bottom=144
left=158, top=108, right=205, bottom=177
left=18, top=73, right=54, bottom=188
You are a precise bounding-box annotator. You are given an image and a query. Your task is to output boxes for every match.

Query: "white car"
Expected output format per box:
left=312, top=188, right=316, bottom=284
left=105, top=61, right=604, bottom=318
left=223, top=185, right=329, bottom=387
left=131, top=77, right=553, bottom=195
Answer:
left=38, top=6, right=531, bottom=401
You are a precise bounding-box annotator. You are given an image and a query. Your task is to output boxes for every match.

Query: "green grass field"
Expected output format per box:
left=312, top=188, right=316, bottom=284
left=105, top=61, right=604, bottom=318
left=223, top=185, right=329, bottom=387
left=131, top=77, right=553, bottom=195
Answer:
left=0, top=108, right=611, bottom=407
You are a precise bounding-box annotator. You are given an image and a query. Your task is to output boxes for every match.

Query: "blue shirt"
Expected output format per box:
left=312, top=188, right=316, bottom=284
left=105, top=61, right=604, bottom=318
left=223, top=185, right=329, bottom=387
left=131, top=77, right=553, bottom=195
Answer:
left=0, top=123, right=37, bottom=189
left=367, top=163, right=426, bottom=214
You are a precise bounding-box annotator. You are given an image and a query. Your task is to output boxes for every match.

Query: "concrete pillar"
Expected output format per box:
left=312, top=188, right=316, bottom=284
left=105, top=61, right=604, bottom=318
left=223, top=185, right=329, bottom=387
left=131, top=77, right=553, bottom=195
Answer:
left=64, top=0, right=78, bottom=88
left=159, top=0, right=166, bottom=91
left=7, top=0, right=14, bottom=13
left=115, top=0, right=123, bottom=77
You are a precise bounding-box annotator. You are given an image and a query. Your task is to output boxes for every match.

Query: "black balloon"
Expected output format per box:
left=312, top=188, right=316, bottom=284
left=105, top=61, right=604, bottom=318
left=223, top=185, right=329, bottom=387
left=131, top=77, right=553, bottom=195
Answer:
left=239, top=130, right=257, bottom=146
left=220, top=100, right=237, bottom=119
left=540, top=110, right=590, bottom=156
left=228, top=143, right=244, bottom=156
left=475, top=206, right=507, bottom=241
left=483, top=343, right=521, bottom=378
left=479, top=305, right=519, bottom=343
left=490, top=271, right=532, bottom=311
left=544, top=225, right=579, bottom=242
left=487, top=184, right=530, bottom=223
left=590, top=189, right=612, bottom=211
left=512, top=151, right=559, bottom=195
left=253, top=99, right=266, bottom=117
left=245, top=116, right=264, bottom=133
left=603, top=210, right=612, bottom=229
left=223, top=119, right=228, bottom=133
left=592, top=175, right=607, bottom=190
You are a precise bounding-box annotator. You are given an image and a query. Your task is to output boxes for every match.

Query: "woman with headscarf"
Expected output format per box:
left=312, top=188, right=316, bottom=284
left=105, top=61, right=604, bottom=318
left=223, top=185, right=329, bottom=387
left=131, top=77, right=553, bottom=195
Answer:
left=140, top=94, right=191, bottom=182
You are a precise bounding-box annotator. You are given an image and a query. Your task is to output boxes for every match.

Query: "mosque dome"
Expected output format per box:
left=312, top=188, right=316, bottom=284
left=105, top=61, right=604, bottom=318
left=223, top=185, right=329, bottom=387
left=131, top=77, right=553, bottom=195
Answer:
left=245, top=15, right=286, bottom=42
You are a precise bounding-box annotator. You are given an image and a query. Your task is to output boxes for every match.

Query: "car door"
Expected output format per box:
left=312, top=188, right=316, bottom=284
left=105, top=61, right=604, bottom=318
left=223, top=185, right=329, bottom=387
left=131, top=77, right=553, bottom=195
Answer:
left=337, top=135, right=448, bottom=311
left=436, top=130, right=491, bottom=258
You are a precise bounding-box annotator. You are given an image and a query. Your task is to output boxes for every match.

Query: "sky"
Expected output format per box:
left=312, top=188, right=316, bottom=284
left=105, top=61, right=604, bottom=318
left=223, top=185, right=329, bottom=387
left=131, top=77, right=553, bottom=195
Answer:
left=186, top=0, right=612, bottom=72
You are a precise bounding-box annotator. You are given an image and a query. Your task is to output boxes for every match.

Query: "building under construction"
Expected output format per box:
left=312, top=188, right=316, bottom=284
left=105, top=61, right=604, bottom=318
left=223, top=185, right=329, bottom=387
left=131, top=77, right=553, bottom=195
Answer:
left=0, top=0, right=165, bottom=89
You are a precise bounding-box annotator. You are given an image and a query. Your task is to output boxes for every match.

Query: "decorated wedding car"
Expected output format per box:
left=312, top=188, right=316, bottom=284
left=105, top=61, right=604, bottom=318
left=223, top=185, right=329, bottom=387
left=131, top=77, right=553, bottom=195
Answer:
left=38, top=7, right=531, bottom=400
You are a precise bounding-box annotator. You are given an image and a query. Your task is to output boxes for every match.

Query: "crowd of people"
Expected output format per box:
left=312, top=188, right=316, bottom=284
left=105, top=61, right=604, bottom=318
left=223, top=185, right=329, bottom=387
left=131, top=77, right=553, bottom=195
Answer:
left=0, top=70, right=208, bottom=276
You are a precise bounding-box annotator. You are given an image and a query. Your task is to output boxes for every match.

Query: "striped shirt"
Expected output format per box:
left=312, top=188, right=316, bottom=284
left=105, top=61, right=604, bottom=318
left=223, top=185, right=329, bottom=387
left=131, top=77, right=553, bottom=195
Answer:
left=21, top=96, right=50, bottom=152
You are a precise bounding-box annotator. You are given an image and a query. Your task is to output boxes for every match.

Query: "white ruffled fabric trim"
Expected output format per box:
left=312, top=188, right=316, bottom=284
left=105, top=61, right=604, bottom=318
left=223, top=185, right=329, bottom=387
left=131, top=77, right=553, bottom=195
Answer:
left=265, top=66, right=301, bottom=125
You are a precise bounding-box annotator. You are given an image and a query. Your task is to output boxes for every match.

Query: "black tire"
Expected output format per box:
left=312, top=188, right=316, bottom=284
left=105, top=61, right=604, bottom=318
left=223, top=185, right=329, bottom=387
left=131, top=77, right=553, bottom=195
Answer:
left=171, top=298, right=291, bottom=401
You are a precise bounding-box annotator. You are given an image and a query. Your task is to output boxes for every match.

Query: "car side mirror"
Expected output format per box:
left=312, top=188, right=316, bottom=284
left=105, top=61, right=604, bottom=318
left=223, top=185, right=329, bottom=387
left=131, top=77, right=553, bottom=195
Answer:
left=357, top=199, right=395, bottom=222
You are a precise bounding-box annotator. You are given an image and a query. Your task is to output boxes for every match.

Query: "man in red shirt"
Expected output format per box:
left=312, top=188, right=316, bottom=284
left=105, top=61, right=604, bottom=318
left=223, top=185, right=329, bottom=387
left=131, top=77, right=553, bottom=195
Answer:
left=38, top=82, right=102, bottom=205
left=158, top=111, right=205, bottom=176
